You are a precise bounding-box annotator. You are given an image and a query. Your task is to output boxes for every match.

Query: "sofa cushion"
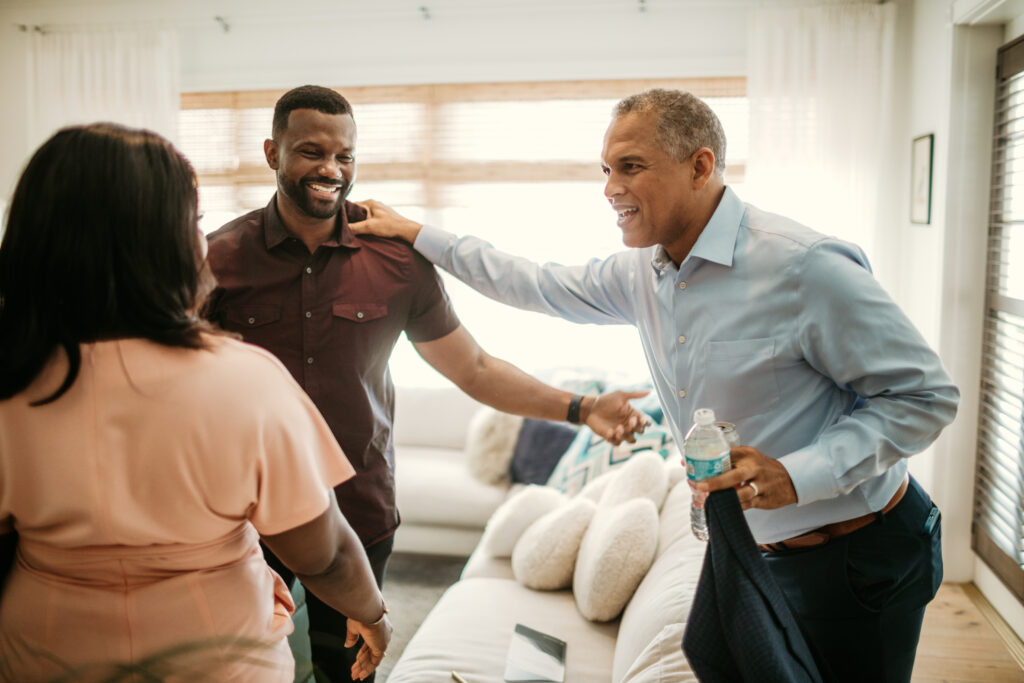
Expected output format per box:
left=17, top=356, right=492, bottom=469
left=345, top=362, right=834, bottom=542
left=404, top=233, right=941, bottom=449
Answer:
left=461, top=546, right=516, bottom=581
left=510, top=418, right=579, bottom=484
left=512, top=496, right=597, bottom=590
left=395, top=447, right=508, bottom=528
left=392, top=385, right=483, bottom=449
left=578, top=468, right=617, bottom=502
left=465, top=407, right=523, bottom=485
left=478, top=485, right=567, bottom=557
left=620, top=622, right=698, bottom=683
left=547, top=424, right=674, bottom=496
left=612, top=481, right=705, bottom=682
left=573, top=498, right=659, bottom=622
left=600, top=451, right=670, bottom=509
left=386, top=578, right=619, bottom=683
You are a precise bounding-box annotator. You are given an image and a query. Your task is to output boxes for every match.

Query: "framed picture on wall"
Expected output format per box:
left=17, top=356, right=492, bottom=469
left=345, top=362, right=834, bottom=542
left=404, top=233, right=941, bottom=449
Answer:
left=911, top=133, right=934, bottom=224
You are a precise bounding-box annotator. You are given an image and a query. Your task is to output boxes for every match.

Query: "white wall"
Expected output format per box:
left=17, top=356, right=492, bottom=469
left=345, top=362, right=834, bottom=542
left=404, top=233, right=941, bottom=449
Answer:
left=1, top=0, right=1022, bottom=635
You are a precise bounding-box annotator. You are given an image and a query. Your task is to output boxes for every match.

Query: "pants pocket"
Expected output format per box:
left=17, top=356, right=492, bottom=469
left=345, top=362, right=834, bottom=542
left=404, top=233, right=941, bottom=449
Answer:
left=845, top=503, right=942, bottom=613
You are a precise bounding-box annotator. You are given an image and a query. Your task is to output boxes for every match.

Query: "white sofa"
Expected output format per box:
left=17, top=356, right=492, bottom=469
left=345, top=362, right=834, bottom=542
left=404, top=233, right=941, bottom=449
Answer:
left=386, top=467, right=706, bottom=682
left=391, top=385, right=511, bottom=556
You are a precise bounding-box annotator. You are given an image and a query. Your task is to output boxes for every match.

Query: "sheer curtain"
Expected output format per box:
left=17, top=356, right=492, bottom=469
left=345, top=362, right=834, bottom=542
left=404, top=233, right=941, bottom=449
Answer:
left=27, top=29, right=180, bottom=151
left=744, top=4, right=896, bottom=265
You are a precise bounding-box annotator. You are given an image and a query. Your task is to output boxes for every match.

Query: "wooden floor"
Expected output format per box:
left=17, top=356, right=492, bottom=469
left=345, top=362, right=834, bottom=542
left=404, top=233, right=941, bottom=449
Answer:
left=913, top=583, right=1024, bottom=682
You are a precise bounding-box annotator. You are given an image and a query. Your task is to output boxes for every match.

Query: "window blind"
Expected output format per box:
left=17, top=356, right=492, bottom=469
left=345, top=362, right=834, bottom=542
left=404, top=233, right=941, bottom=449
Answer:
left=178, top=78, right=747, bottom=232
left=177, top=78, right=747, bottom=384
left=973, top=34, right=1024, bottom=602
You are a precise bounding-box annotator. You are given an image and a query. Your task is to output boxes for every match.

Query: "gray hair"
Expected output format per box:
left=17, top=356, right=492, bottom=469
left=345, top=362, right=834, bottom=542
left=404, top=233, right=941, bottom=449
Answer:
left=613, top=89, right=727, bottom=178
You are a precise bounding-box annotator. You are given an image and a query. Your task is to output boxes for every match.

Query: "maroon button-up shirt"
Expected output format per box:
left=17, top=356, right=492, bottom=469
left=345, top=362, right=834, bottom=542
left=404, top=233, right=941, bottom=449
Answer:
left=205, top=196, right=460, bottom=545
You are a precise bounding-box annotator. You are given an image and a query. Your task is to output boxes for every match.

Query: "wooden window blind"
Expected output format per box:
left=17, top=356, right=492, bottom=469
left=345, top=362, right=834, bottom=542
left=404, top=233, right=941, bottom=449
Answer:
left=178, top=78, right=747, bottom=228
left=178, top=78, right=747, bottom=384
left=973, top=35, right=1024, bottom=602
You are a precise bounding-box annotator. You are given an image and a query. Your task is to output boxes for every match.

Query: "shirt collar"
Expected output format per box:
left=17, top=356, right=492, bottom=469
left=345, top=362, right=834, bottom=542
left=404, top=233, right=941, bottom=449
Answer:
left=649, top=185, right=744, bottom=275
left=262, top=194, right=364, bottom=251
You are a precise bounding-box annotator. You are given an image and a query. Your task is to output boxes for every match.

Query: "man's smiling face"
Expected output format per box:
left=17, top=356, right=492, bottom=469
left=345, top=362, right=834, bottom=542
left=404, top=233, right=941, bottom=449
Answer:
left=601, top=111, right=697, bottom=254
left=268, top=108, right=356, bottom=220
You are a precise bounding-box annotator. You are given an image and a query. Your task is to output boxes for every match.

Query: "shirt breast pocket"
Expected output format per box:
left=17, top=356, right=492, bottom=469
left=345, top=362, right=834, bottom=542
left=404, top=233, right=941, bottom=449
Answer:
left=704, top=337, right=780, bottom=422
left=332, top=302, right=388, bottom=324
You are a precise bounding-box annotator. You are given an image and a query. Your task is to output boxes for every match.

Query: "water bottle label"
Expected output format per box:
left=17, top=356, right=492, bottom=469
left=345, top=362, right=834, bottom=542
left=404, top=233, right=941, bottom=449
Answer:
left=686, top=451, right=731, bottom=481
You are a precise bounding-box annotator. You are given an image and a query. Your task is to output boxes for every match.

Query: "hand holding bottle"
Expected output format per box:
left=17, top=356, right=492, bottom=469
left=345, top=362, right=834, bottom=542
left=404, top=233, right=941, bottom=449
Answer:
left=695, top=445, right=799, bottom=511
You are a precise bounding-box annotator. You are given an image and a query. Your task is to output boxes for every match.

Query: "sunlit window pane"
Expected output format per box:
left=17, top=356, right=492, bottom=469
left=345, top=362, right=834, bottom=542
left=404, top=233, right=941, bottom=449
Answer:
left=387, top=181, right=650, bottom=387
left=350, top=103, right=425, bottom=164
left=180, top=109, right=237, bottom=173
left=180, top=80, right=748, bottom=387
left=238, top=108, right=272, bottom=167
left=438, top=100, right=617, bottom=162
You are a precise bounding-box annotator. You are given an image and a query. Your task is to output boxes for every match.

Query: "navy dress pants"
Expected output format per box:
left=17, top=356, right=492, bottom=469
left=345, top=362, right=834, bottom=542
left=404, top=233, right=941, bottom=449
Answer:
left=264, top=535, right=394, bottom=683
left=762, top=476, right=943, bottom=683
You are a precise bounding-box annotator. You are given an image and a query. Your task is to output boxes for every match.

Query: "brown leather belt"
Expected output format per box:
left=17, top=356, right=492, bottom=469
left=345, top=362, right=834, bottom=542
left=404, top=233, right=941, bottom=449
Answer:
left=758, top=475, right=909, bottom=553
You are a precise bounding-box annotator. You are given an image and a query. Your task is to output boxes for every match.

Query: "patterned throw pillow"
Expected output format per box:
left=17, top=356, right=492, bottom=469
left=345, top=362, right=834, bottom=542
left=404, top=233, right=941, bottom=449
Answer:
left=545, top=424, right=674, bottom=497
left=509, top=418, right=579, bottom=485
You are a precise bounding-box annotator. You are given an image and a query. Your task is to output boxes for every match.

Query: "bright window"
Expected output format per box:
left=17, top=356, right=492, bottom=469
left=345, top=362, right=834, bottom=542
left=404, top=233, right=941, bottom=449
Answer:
left=179, top=79, right=747, bottom=386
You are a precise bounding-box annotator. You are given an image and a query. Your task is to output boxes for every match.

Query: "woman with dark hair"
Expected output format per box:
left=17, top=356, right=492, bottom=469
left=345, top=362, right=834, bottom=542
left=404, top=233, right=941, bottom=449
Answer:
left=0, top=123, right=391, bottom=682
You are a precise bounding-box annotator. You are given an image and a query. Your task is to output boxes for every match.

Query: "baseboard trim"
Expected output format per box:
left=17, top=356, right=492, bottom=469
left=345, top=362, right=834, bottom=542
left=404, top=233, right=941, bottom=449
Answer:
left=963, top=581, right=1024, bottom=669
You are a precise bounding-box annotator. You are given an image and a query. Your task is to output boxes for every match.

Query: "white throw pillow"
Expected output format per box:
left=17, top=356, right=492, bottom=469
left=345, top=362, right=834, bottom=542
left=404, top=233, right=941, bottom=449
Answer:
left=512, top=496, right=597, bottom=590
left=612, top=481, right=705, bottom=682
left=601, top=451, right=669, bottom=510
left=573, top=497, right=659, bottom=622
left=478, top=485, right=566, bottom=557
left=665, top=446, right=686, bottom=489
left=620, top=622, right=698, bottom=683
left=578, top=468, right=618, bottom=503
left=465, top=407, right=524, bottom=485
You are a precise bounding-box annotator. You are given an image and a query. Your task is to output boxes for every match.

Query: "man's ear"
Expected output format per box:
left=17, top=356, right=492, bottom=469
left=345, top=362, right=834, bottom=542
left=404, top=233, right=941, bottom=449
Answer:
left=691, top=147, right=716, bottom=189
left=264, top=138, right=279, bottom=170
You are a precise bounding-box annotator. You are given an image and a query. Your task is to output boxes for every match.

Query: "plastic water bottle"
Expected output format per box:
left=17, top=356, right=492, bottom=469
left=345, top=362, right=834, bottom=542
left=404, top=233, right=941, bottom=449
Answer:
left=684, top=408, right=733, bottom=541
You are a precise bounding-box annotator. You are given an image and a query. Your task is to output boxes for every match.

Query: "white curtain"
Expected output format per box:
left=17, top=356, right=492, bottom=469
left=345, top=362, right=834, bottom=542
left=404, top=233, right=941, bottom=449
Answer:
left=27, top=28, right=180, bottom=151
left=744, top=4, right=896, bottom=264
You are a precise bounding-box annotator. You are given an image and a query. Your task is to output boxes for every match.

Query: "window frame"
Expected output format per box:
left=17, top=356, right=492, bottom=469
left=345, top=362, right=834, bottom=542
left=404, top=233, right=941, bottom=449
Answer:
left=180, top=78, right=747, bottom=215
left=972, top=34, right=1024, bottom=603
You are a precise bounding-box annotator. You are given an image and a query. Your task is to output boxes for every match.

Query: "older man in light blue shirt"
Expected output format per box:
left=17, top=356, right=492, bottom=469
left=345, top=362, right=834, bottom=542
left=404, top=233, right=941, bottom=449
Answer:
left=355, top=89, right=959, bottom=682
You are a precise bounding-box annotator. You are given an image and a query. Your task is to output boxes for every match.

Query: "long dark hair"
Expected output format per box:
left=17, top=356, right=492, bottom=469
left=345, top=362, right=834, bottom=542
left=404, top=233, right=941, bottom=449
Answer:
left=0, top=123, right=220, bottom=404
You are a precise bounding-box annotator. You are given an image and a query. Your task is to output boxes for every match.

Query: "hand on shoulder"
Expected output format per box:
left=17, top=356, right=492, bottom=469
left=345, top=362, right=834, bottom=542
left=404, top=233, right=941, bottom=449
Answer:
left=351, top=199, right=424, bottom=244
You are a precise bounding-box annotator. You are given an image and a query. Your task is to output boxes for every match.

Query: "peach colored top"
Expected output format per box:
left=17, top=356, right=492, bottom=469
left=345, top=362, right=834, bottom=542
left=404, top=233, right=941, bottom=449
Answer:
left=0, top=336, right=355, bottom=682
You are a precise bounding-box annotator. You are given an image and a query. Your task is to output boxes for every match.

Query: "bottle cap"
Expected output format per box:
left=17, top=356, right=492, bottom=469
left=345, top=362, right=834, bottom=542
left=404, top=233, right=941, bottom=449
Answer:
left=693, top=408, right=716, bottom=426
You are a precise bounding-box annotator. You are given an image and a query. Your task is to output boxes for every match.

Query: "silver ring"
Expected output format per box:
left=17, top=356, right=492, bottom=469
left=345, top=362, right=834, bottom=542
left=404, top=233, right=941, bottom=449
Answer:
left=748, top=481, right=760, bottom=497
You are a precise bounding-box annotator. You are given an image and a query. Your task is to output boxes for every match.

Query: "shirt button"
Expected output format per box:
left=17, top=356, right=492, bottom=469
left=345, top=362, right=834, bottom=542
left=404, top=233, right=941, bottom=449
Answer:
left=356, top=311, right=364, bottom=319
left=306, top=357, right=314, bottom=365
left=678, top=335, right=686, bottom=343
left=678, top=282, right=687, bottom=290
left=248, top=317, right=256, bottom=325
left=679, top=389, right=687, bottom=398
left=305, top=311, right=312, bottom=318
left=305, top=266, right=313, bottom=274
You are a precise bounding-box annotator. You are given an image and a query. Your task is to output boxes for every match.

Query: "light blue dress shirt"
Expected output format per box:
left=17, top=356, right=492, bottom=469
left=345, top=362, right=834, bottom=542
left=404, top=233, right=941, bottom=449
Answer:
left=415, top=186, right=959, bottom=543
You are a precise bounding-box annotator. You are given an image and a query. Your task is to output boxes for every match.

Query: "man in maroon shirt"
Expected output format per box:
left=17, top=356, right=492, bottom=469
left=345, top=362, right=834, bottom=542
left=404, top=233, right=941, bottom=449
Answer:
left=205, top=85, right=647, bottom=683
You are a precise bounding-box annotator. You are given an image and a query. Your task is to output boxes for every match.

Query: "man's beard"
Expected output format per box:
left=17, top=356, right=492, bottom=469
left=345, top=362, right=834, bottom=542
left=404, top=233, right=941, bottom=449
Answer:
left=279, top=171, right=349, bottom=220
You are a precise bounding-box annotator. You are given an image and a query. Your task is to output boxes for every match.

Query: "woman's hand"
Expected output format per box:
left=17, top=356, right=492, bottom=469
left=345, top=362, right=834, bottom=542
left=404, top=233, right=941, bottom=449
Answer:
left=345, top=611, right=393, bottom=681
